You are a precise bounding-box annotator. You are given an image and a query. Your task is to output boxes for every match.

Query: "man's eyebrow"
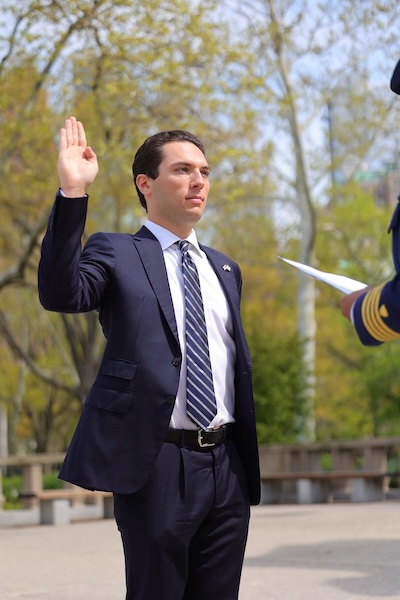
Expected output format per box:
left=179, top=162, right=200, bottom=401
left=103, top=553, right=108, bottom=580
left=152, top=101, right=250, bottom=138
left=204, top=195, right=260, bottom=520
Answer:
left=171, top=161, right=211, bottom=171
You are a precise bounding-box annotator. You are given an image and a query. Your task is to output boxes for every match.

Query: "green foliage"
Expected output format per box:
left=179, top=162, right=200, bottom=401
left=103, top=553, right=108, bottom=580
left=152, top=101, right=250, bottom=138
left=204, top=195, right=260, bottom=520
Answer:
left=314, top=188, right=400, bottom=439
left=358, top=345, right=400, bottom=436
left=319, top=186, right=393, bottom=284
left=2, top=470, right=63, bottom=509
left=250, top=331, right=309, bottom=443
left=0, top=0, right=268, bottom=452
left=42, top=471, right=64, bottom=490
left=207, top=198, right=311, bottom=441
left=2, top=0, right=400, bottom=452
left=2, top=474, right=22, bottom=509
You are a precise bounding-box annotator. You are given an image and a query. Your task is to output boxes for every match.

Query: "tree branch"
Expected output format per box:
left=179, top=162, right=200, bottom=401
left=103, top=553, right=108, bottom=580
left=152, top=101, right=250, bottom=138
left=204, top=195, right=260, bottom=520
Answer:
left=0, top=310, right=80, bottom=400
left=0, top=208, right=50, bottom=290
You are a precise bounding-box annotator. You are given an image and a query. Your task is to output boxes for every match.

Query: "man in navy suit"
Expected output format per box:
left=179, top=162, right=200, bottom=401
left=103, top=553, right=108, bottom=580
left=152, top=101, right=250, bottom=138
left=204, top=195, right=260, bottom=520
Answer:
left=38, top=117, right=260, bottom=599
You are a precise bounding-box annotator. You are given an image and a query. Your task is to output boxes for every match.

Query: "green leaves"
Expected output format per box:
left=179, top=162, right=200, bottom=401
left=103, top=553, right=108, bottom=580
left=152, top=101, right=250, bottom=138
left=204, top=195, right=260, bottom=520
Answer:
left=2, top=0, right=400, bottom=451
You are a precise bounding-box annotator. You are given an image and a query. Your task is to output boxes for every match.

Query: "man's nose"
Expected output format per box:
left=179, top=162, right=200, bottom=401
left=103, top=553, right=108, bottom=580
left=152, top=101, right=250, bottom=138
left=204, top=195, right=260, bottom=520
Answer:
left=190, top=170, right=204, bottom=187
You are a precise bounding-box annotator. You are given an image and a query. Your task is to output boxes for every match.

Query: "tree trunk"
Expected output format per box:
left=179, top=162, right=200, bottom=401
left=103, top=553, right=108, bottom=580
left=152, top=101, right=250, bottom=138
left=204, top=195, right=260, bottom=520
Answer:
left=269, top=0, right=317, bottom=440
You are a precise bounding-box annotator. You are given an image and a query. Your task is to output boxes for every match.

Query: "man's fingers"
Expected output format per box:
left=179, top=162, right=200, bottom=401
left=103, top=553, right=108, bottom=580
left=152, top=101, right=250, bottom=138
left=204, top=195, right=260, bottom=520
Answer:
left=59, top=127, right=67, bottom=151
left=63, top=116, right=87, bottom=147
left=57, top=116, right=98, bottom=194
left=70, top=116, right=79, bottom=146
left=84, top=146, right=96, bottom=160
left=64, top=117, right=73, bottom=146
left=77, top=120, right=87, bottom=147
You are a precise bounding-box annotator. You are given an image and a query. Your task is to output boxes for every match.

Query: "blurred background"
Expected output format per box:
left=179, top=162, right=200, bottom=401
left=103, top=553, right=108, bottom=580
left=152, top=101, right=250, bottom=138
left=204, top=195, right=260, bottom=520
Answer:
left=2, top=1, right=400, bottom=502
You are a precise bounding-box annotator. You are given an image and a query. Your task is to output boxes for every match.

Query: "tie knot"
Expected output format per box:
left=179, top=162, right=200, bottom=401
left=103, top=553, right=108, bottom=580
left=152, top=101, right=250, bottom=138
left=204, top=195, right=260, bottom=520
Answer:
left=179, top=240, right=189, bottom=254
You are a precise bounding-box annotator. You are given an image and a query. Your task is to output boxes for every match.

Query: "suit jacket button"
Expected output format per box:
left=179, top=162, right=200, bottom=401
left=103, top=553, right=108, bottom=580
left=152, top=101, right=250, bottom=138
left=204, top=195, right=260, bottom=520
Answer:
left=166, top=395, right=176, bottom=404
left=172, top=357, right=181, bottom=367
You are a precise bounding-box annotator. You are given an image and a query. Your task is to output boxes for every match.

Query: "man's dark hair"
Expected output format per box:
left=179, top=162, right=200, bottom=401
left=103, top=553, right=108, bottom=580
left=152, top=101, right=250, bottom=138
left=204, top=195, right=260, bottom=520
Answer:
left=132, top=130, right=206, bottom=210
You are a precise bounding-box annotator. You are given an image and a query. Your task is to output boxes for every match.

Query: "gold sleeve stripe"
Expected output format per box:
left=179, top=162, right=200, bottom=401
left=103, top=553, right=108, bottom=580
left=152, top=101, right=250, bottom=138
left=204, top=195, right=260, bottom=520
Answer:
left=361, top=284, right=400, bottom=342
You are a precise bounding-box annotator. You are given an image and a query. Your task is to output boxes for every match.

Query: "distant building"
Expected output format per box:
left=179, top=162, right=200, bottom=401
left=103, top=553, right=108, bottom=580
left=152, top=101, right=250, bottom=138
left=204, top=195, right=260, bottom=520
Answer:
left=354, top=161, right=400, bottom=209
left=327, top=73, right=400, bottom=208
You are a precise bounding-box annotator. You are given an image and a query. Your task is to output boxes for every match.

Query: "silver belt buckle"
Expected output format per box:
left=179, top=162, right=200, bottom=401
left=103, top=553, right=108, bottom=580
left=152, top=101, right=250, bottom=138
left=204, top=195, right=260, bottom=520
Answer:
left=198, top=429, right=216, bottom=448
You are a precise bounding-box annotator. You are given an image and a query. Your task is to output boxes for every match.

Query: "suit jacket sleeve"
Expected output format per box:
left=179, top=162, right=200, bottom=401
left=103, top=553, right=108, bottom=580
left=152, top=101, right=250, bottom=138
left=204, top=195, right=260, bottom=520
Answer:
left=38, top=192, right=115, bottom=313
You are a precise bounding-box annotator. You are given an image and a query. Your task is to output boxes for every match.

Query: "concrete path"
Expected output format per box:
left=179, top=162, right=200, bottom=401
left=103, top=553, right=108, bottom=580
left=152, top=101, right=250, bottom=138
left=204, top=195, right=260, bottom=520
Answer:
left=1, top=502, right=400, bottom=599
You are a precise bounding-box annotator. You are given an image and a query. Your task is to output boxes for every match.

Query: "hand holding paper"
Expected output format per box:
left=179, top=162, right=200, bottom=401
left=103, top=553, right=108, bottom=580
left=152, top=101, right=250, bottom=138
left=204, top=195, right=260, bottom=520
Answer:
left=278, top=257, right=367, bottom=294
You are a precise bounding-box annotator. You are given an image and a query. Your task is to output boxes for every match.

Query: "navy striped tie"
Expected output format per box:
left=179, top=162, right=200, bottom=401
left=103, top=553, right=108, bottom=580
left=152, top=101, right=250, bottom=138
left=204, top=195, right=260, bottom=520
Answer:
left=178, top=240, right=217, bottom=429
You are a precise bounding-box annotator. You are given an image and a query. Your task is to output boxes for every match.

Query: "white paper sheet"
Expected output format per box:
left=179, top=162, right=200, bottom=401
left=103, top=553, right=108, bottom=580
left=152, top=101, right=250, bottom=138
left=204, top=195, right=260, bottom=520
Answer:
left=278, top=257, right=367, bottom=294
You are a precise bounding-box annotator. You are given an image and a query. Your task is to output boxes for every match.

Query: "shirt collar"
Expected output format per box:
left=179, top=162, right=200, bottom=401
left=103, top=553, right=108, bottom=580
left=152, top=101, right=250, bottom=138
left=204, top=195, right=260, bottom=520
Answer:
left=144, top=220, right=203, bottom=257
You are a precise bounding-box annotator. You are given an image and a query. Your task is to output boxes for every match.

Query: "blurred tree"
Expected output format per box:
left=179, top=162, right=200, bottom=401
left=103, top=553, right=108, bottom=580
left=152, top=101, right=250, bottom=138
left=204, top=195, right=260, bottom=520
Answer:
left=2, top=0, right=400, bottom=452
left=223, top=0, right=400, bottom=439
left=314, top=187, right=400, bottom=438
left=207, top=188, right=308, bottom=442
left=0, top=0, right=273, bottom=451
left=251, top=331, right=308, bottom=443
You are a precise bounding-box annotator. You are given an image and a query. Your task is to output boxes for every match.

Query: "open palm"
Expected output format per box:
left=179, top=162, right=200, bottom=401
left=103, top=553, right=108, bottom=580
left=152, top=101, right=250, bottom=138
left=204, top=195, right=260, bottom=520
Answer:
left=58, top=117, right=99, bottom=196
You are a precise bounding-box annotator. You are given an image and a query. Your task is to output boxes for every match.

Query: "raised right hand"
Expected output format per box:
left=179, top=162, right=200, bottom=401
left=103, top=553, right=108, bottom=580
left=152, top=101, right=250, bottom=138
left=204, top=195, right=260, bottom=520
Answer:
left=58, top=116, right=99, bottom=197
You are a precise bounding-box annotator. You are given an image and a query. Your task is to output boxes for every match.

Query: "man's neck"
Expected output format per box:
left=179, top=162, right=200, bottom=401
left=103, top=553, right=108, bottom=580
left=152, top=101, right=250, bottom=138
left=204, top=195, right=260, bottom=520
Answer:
left=145, top=219, right=194, bottom=240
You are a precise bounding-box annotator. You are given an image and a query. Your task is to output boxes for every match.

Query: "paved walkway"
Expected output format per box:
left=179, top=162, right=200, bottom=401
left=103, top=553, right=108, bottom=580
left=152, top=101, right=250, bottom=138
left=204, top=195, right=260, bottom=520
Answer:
left=1, top=502, right=400, bottom=599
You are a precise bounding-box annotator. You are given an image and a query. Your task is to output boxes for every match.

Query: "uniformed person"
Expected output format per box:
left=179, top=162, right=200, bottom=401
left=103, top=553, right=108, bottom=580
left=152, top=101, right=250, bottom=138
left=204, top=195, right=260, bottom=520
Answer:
left=341, top=196, right=400, bottom=344
left=341, top=59, right=400, bottom=345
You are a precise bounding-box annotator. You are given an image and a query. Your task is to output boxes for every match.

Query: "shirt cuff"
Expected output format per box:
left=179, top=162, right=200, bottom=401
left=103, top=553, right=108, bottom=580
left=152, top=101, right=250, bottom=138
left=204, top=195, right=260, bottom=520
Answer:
left=58, top=188, right=88, bottom=198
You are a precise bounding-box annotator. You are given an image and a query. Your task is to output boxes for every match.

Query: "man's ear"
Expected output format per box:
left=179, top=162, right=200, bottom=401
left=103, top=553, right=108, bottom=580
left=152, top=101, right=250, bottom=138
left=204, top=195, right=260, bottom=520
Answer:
left=136, top=174, right=151, bottom=195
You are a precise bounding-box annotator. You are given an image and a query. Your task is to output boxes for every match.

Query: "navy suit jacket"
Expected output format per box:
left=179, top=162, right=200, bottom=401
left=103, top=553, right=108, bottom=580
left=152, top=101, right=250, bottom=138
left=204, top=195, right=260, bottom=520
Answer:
left=38, top=193, right=261, bottom=505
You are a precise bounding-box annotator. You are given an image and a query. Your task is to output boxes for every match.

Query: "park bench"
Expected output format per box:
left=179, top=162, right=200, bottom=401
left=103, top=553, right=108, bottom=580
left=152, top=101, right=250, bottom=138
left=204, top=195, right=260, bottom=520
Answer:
left=1, top=438, right=399, bottom=526
left=21, top=488, right=114, bottom=525
left=260, top=470, right=395, bottom=504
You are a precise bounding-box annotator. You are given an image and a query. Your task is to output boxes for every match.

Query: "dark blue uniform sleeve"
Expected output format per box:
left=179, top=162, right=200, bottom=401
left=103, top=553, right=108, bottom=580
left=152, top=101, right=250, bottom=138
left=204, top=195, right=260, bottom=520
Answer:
left=352, top=197, right=400, bottom=345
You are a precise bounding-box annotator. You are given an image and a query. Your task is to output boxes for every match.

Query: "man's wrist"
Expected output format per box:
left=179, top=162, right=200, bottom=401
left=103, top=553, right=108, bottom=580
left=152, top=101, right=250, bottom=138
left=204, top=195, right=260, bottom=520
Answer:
left=59, top=187, right=88, bottom=198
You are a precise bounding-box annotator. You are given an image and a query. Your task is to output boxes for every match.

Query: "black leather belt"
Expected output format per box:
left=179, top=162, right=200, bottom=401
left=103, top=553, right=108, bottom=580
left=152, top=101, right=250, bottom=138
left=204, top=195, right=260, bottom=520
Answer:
left=165, top=425, right=231, bottom=448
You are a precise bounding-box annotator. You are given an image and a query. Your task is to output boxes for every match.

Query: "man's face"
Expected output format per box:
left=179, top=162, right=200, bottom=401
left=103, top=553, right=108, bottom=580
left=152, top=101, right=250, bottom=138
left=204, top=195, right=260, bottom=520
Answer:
left=137, top=141, right=210, bottom=237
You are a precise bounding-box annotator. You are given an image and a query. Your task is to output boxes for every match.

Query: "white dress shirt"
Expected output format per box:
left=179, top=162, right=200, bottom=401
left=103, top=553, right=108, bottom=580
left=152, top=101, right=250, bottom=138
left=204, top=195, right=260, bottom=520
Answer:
left=144, top=220, right=236, bottom=429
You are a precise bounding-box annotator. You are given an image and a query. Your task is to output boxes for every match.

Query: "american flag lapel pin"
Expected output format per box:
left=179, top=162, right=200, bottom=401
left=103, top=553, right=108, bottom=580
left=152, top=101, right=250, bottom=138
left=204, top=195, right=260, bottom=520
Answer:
left=222, top=264, right=231, bottom=271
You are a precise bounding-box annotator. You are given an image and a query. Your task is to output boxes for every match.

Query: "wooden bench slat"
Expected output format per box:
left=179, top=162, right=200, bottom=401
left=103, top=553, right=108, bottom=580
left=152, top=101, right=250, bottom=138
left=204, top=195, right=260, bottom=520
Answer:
left=260, top=470, right=391, bottom=481
left=36, top=490, right=112, bottom=500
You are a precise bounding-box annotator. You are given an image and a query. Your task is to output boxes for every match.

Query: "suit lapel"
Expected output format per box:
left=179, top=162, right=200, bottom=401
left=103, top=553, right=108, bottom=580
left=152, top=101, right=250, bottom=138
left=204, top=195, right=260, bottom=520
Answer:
left=131, top=230, right=241, bottom=347
left=200, top=246, right=240, bottom=311
left=202, top=245, right=251, bottom=365
left=132, top=227, right=179, bottom=344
